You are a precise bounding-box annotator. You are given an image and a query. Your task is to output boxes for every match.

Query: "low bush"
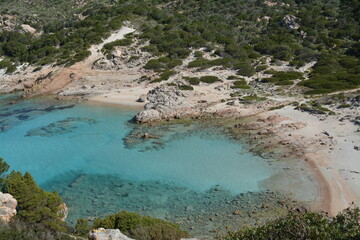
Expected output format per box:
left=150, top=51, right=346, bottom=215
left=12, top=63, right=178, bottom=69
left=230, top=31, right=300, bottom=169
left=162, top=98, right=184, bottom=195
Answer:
left=179, top=85, right=194, bottom=91
left=0, top=220, right=73, bottom=240
left=231, top=80, right=250, bottom=89
left=89, top=211, right=189, bottom=240
left=199, top=76, right=221, bottom=84
left=226, top=208, right=360, bottom=240
left=183, top=77, right=200, bottom=85
left=150, top=70, right=176, bottom=83
left=261, top=71, right=303, bottom=85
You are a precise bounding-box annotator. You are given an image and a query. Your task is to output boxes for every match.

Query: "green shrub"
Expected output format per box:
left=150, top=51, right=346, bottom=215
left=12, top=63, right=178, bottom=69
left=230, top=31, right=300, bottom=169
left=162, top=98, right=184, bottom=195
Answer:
left=0, top=220, right=73, bottom=240
left=255, top=65, right=267, bottom=72
left=227, top=75, right=241, bottom=80
left=0, top=60, right=16, bottom=74
left=262, top=71, right=303, bottom=85
left=183, top=77, right=200, bottom=85
left=240, top=95, right=267, bottom=102
left=93, top=211, right=189, bottom=240
left=231, top=79, right=250, bottom=89
left=200, top=76, right=221, bottom=83
left=102, top=38, right=133, bottom=55
left=150, top=70, right=176, bottom=83
left=5, top=171, right=66, bottom=232
left=226, top=208, right=360, bottom=240
left=75, top=218, right=92, bottom=237
left=0, top=158, right=9, bottom=186
left=179, top=85, right=194, bottom=90
left=235, top=61, right=255, bottom=77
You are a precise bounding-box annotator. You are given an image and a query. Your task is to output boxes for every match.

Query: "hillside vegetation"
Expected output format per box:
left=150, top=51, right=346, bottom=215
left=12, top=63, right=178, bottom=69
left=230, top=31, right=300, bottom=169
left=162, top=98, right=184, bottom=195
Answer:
left=0, top=0, right=359, bottom=93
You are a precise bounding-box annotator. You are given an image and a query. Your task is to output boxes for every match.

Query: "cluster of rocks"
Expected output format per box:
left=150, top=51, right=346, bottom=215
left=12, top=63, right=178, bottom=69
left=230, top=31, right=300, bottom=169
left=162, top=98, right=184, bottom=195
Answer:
left=134, top=85, right=196, bottom=123
left=281, top=14, right=307, bottom=38
left=281, top=15, right=300, bottom=30
left=92, top=41, right=151, bottom=71
left=0, top=15, right=16, bottom=32
left=89, top=228, right=198, bottom=240
left=0, top=192, right=17, bottom=222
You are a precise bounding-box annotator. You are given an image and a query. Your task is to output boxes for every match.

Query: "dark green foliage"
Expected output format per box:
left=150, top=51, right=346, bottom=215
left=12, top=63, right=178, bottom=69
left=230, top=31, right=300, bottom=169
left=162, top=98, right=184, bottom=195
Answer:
left=231, top=80, right=250, bottom=89
left=93, top=211, right=189, bottom=240
left=299, top=54, right=360, bottom=94
left=226, top=208, right=360, bottom=240
left=0, top=158, right=9, bottom=186
left=4, top=171, right=66, bottom=232
left=235, top=61, right=255, bottom=77
left=296, top=101, right=335, bottom=115
left=0, top=60, right=16, bottom=74
left=240, top=95, right=267, bottom=102
left=255, top=65, right=267, bottom=72
left=102, top=38, right=132, bottom=55
left=262, top=71, right=303, bottom=86
left=179, top=85, right=194, bottom=91
left=227, top=75, right=241, bottom=80
left=183, top=77, right=200, bottom=85
left=199, top=76, right=221, bottom=84
left=0, top=220, right=73, bottom=240
left=150, top=70, right=176, bottom=83
left=145, top=58, right=182, bottom=71
left=75, top=218, right=92, bottom=238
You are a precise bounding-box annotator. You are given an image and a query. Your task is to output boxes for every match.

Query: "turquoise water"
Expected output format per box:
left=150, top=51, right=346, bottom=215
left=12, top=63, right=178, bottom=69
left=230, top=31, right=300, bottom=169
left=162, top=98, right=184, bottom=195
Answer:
left=0, top=95, right=279, bottom=233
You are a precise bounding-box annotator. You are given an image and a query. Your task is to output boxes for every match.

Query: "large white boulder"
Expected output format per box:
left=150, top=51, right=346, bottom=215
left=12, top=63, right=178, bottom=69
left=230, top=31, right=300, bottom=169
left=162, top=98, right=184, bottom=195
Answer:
left=0, top=192, right=17, bottom=222
left=89, top=228, right=135, bottom=240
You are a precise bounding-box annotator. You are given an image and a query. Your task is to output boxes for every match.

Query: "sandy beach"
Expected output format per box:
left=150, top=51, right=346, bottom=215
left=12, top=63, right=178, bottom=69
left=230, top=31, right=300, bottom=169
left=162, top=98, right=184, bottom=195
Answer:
left=261, top=107, right=360, bottom=215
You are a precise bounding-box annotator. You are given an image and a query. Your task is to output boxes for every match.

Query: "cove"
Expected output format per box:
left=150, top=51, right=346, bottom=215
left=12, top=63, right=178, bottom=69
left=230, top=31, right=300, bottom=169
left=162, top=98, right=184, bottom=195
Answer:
left=0, top=95, right=283, bottom=237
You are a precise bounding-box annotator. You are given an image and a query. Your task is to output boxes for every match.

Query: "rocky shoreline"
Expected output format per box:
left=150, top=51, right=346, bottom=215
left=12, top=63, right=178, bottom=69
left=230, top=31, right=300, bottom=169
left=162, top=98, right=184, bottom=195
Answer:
left=0, top=24, right=359, bottom=239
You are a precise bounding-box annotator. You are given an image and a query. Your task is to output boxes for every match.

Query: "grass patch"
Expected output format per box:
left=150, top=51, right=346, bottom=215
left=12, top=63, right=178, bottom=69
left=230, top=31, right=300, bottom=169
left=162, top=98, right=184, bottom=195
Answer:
left=261, top=71, right=303, bottom=85
left=179, top=85, right=194, bottom=90
left=240, top=95, right=267, bottom=102
left=183, top=76, right=200, bottom=85
left=150, top=70, right=176, bottom=83
left=231, top=80, right=250, bottom=89
left=200, top=75, right=221, bottom=83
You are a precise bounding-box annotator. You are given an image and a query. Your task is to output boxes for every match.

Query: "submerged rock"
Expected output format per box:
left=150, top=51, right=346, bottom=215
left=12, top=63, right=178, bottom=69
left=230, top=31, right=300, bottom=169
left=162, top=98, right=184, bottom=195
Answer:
left=0, top=192, right=17, bottom=222
left=25, top=117, right=98, bottom=137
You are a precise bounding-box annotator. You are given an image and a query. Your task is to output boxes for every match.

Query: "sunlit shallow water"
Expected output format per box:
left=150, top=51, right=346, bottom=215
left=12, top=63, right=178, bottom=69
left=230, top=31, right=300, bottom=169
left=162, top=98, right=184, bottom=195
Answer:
left=0, top=95, right=281, bottom=234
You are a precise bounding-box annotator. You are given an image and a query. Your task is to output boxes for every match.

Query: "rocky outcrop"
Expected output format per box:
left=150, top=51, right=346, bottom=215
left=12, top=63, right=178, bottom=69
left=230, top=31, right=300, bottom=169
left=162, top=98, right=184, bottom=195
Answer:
left=59, top=203, right=68, bottom=222
left=88, top=228, right=198, bottom=240
left=134, top=85, right=193, bottom=123
left=0, top=192, right=17, bottom=222
left=281, top=15, right=300, bottom=30
left=89, top=228, right=135, bottom=240
left=134, top=109, right=162, bottom=123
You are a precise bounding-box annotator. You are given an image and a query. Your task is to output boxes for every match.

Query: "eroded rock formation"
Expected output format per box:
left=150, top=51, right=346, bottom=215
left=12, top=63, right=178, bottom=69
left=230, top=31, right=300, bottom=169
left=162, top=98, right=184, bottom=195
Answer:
left=0, top=192, right=17, bottom=222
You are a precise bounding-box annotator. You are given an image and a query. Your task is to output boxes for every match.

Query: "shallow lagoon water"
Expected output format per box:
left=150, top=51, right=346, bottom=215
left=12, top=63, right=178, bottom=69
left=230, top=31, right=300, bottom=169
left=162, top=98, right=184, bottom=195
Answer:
left=0, top=95, right=281, bottom=235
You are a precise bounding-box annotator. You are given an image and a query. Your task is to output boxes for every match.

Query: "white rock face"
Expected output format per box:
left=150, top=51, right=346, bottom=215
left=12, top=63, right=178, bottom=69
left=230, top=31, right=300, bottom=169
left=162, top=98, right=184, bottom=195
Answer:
left=281, top=14, right=300, bottom=30
left=59, top=202, right=68, bottom=221
left=88, top=228, right=199, bottom=240
left=134, top=109, right=162, bottom=123
left=134, top=85, right=191, bottom=123
left=0, top=192, right=17, bottom=222
left=89, top=228, right=135, bottom=240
